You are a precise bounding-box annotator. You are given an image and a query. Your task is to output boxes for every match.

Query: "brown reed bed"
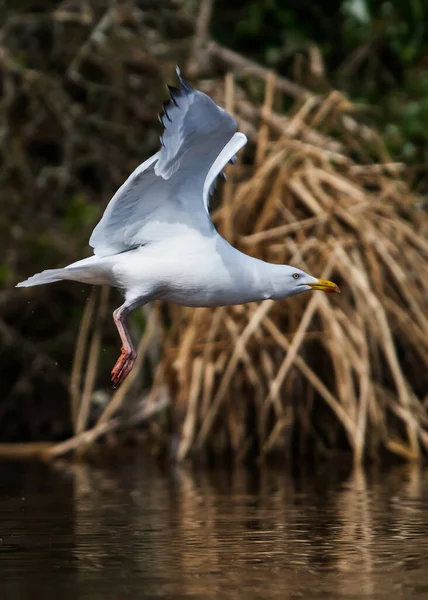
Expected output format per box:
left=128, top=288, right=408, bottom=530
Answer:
left=1, top=3, right=426, bottom=464
left=36, top=70, right=428, bottom=465
left=152, top=76, right=428, bottom=465
left=3, top=35, right=426, bottom=463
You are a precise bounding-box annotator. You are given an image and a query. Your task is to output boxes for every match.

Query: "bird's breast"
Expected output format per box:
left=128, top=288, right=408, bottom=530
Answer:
left=113, top=235, right=270, bottom=308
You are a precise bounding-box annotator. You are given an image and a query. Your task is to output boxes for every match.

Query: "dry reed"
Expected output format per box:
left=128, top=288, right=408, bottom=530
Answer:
left=157, top=74, right=428, bottom=464
left=43, top=68, right=428, bottom=465
left=2, top=2, right=426, bottom=463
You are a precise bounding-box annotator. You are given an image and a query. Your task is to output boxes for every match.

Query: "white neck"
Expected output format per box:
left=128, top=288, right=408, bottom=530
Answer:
left=227, top=244, right=299, bottom=302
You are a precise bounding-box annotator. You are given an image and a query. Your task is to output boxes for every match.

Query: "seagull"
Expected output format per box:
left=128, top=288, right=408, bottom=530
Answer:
left=17, top=68, right=340, bottom=387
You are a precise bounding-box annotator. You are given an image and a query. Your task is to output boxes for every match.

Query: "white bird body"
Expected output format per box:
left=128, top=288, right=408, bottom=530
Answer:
left=17, top=69, right=339, bottom=385
left=62, top=228, right=309, bottom=307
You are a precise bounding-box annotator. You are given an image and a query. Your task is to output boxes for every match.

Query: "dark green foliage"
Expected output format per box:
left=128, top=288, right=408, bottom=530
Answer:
left=214, top=0, right=428, bottom=162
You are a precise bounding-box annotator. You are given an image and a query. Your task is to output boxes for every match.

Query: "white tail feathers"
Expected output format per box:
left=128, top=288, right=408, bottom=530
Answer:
left=16, top=268, right=67, bottom=287
left=16, top=258, right=112, bottom=287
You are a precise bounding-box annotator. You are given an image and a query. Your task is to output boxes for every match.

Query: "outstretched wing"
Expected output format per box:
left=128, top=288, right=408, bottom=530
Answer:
left=89, top=69, right=247, bottom=257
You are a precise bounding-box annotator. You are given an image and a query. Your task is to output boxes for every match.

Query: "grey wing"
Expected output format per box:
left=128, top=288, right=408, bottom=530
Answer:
left=89, top=69, right=247, bottom=257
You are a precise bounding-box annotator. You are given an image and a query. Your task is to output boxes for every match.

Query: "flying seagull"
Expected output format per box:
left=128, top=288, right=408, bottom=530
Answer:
left=17, top=68, right=340, bottom=387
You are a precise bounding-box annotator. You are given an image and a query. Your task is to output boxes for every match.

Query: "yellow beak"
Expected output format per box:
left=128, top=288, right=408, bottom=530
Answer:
left=308, top=279, right=341, bottom=294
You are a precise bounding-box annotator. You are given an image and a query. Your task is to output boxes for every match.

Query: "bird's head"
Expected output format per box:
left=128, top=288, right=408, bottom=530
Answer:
left=279, top=266, right=341, bottom=298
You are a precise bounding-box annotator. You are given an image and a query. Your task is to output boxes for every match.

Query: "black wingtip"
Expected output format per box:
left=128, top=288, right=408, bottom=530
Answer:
left=164, top=68, right=193, bottom=110
left=167, top=84, right=180, bottom=94
left=161, top=100, right=172, bottom=121
left=159, top=68, right=194, bottom=131
left=166, top=84, right=180, bottom=106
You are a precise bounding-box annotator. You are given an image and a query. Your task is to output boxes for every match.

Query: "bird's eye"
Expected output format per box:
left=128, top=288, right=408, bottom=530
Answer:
left=292, top=273, right=300, bottom=280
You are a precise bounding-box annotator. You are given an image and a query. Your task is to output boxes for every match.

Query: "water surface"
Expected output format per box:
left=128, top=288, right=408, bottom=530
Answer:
left=1, top=458, right=428, bottom=599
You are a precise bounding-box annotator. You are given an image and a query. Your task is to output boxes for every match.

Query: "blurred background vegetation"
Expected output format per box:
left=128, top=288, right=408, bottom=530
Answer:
left=214, top=0, right=428, bottom=164
left=0, top=0, right=427, bottom=461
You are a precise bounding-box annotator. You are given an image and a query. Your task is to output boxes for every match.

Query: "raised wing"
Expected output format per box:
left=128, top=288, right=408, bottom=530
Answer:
left=89, top=69, right=247, bottom=257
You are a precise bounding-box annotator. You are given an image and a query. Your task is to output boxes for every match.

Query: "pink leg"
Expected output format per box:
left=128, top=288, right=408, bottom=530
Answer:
left=111, top=305, right=136, bottom=387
